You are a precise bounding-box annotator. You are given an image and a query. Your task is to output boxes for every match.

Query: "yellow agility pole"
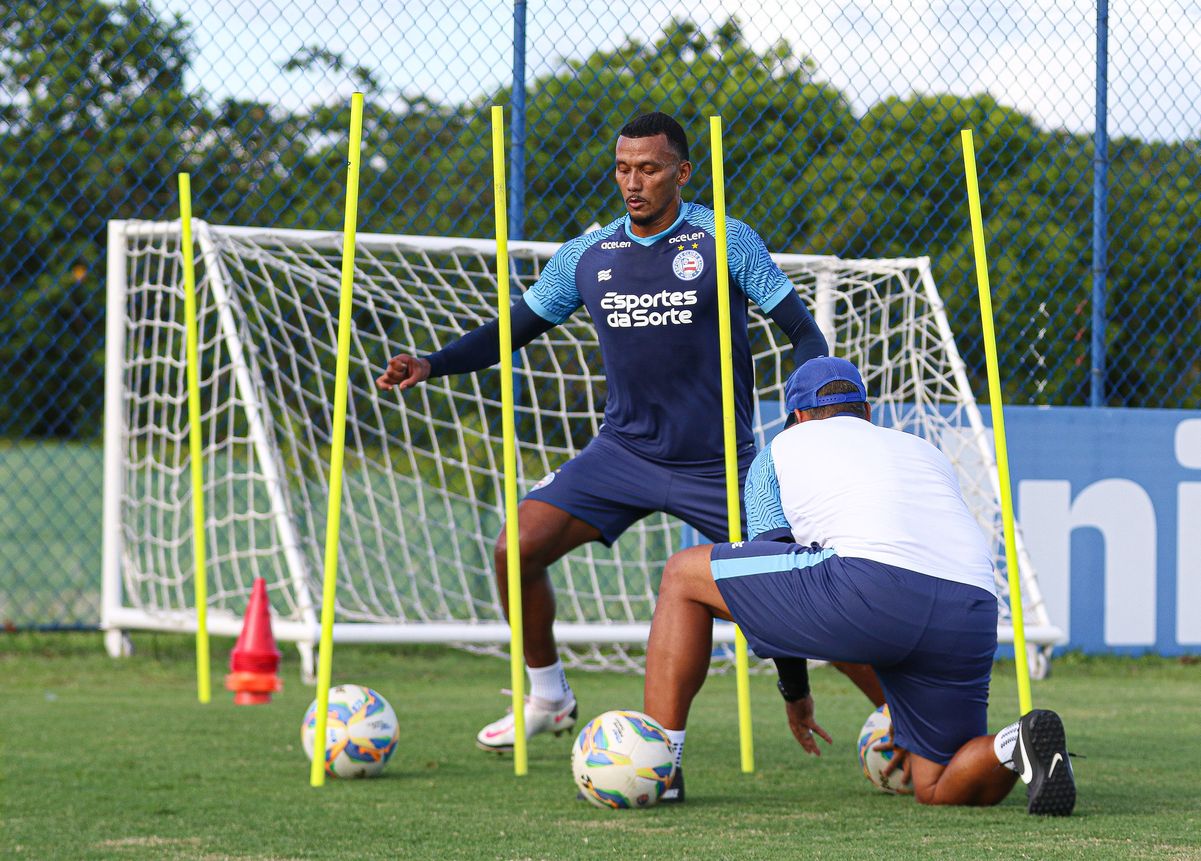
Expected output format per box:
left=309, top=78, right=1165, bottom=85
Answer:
left=491, top=104, right=528, bottom=776
left=710, top=116, right=755, bottom=773
left=960, top=129, right=1034, bottom=716
left=310, top=92, right=366, bottom=787
left=179, top=172, right=210, bottom=705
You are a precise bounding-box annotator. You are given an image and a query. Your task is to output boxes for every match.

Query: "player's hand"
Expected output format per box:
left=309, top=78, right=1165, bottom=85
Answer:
left=784, top=694, right=833, bottom=756
left=376, top=354, right=430, bottom=391
left=876, top=724, right=913, bottom=785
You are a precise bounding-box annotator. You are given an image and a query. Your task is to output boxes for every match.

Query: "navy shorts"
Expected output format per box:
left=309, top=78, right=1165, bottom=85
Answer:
left=710, top=541, right=998, bottom=765
left=524, top=431, right=753, bottom=546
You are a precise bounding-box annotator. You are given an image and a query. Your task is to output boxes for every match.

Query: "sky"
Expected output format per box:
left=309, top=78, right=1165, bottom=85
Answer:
left=155, top=0, right=1201, bottom=141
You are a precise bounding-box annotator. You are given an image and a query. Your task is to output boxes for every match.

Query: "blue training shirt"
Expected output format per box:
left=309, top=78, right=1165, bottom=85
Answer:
left=525, top=202, right=797, bottom=466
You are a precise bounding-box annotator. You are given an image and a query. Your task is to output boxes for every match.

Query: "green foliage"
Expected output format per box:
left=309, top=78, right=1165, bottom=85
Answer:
left=1104, top=137, right=1201, bottom=406
left=477, top=16, right=855, bottom=245
left=0, top=0, right=198, bottom=435
left=934, top=133, right=1095, bottom=402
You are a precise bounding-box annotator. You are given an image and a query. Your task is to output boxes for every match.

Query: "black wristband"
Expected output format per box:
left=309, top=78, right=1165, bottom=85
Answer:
left=774, top=657, right=810, bottom=702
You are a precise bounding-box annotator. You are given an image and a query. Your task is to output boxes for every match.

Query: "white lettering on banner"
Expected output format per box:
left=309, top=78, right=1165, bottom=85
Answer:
left=1175, top=417, right=1201, bottom=468
left=1177, top=484, right=1201, bottom=644
left=1019, top=482, right=1072, bottom=642
left=1176, top=419, right=1201, bottom=644
left=1020, top=479, right=1157, bottom=646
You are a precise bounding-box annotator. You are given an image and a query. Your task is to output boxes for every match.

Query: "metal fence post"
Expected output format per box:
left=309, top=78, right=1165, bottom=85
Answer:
left=1091, top=0, right=1110, bottom=407
left=509, top=0, right=527, bottom=243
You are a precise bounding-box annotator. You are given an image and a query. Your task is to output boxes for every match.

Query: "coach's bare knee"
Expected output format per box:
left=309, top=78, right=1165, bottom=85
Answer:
left=912, top=776, right=1007, bottom=807
left=913, top=782, right=941, bottom=806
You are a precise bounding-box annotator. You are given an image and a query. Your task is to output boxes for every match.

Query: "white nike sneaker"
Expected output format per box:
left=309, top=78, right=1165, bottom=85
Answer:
left=475, top=691, right=578, bottom=753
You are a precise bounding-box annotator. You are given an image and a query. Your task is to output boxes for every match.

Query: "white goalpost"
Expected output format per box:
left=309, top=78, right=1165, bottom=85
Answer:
left=102, top=219, right=1063, bottom=677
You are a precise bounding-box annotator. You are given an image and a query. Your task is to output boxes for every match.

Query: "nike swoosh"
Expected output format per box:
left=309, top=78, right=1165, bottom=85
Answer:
left=1016, top=729, right=1035, bottom=784
left=1048, top=752, right=1063, bottom=778
left=484, top=724, right=512, bottom=739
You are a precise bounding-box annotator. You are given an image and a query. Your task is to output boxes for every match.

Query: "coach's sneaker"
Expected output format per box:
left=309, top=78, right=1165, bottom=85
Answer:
left=1012, top=708, right=1076, bottom=816
left=659, top=767, right=685, bottom=804
left=475, top=691, right=578, bottom=753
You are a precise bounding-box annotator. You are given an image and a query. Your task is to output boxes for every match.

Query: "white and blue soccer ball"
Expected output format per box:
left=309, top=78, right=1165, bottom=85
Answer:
left=572, top=709, right=675, bottom=809
left=302, top=684, right=399, bottom=778
left=857, top=703, right=913, bottom=795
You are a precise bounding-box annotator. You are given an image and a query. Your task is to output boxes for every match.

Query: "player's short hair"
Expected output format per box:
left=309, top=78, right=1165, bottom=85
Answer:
left=618, top=112, right=689, bottom=162
left=804, top=380, right=869, bottom=420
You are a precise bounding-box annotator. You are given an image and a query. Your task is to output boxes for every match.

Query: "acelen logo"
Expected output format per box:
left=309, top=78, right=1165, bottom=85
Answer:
left=600, top=289, right=698, bottom=327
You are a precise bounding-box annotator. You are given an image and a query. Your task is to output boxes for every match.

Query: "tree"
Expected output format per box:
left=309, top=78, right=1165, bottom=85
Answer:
left=0, top=0, right=199, bottom=435
left=1103, top=137, right=1201, bottom=406
left=476, top=17, right=855, bottom=245
left=793, top=95, right=1100, bottom=403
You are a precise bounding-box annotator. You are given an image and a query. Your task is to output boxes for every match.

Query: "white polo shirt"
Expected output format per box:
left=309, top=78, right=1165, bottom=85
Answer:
left=744, top=415, right=995, bottom=595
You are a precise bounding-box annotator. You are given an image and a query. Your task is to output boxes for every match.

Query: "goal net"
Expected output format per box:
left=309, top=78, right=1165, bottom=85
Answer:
left=103, top=219, right=1062, bottom=674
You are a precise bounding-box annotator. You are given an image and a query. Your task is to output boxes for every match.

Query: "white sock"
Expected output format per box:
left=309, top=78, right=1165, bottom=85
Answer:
left=665, top=728, right=686, bottom=771
left=527, top=661, right=572, bottom=705
left=993, top=719, right=1021, bottom=772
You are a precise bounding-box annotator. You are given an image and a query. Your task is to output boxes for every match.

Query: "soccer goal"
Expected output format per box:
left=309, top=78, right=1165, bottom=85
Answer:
left=102, top=219, right=1063, bottom=677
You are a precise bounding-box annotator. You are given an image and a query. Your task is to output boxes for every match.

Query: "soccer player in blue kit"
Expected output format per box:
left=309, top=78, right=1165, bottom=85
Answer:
left=377, top=112, right=845, bottom=768
left=641, top=356, right=1077, bottom=814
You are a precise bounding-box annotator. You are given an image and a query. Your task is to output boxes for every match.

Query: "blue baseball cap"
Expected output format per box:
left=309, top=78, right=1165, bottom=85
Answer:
left=783, top=356, right=867, bottom=425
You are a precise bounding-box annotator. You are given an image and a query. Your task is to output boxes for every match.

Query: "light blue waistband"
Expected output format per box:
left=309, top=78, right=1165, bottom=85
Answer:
left=710, top=547, right=835, bottom=580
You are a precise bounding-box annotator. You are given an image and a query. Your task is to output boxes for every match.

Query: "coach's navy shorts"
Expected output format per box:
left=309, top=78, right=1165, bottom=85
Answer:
left=524, top=430, right=753, bottom=546
left=710, top=541, right=998, bottom=765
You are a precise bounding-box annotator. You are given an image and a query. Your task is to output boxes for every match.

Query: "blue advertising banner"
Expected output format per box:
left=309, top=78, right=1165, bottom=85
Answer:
left=1002, top=406, right=1201, bottom=656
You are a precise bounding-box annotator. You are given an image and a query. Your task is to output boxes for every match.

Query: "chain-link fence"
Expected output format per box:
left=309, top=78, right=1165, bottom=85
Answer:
left=3, top=0, right=1200, bottom=629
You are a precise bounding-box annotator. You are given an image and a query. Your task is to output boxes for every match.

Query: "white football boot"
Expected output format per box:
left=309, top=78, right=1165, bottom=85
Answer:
left=475, top=691, right=578, bottom=752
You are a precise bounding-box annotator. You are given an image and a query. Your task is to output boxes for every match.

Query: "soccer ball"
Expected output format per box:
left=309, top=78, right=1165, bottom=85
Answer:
left=857, top=704, right=913, bottom=795
left=302, top=684, right=399, bottom=778
left=572, top=710, right=675, bottom=809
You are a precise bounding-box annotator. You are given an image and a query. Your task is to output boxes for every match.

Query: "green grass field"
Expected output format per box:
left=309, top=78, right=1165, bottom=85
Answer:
left=3, top=634, right=1200, bottom=861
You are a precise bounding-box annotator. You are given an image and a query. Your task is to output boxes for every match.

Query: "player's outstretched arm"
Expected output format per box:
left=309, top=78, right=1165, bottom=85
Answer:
left=376, top=297, right=556, bottom=391
left=767, top=291, right=828, bottom=368
left=376, top=354, right=431, bottom=391
left=723, top=219, right=827, bottom=366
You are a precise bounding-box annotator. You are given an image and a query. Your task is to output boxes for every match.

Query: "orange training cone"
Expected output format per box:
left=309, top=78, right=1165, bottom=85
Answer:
left=225, top=577, right=282, bottom=705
